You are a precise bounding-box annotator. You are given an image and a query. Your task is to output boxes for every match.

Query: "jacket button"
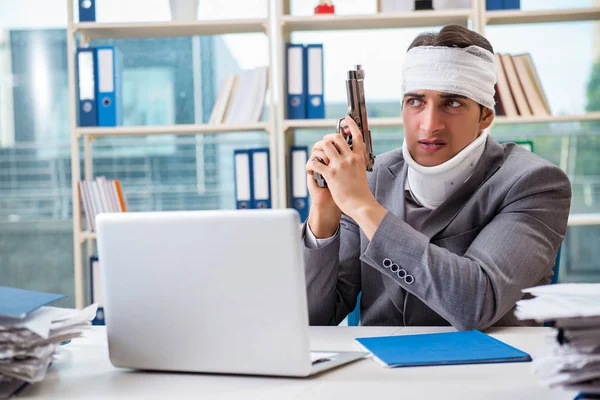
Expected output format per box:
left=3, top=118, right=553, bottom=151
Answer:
left=397, top=268, right=407, bottom=279
left=383, top=258, right=392, bottom=268
left=404, top=274, right=415, bottom=285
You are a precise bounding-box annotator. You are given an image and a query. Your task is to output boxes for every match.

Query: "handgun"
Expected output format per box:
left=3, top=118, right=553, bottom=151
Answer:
left=313, top=64, right=375, bottom=188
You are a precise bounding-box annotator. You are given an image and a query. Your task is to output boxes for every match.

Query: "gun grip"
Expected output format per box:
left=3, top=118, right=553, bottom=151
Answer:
left=313, top=170, right=327, bottom=188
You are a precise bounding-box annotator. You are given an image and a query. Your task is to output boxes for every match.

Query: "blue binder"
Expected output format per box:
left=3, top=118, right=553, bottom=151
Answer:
left=485, top=0, right=504, bottom=10
left=355, top=330, right=531, bottom=368
left=0, top=286, right=66, bottom=319
left=76, top=47, right=98, bottom=127
left=78, top=0, right=96, bottom=22
left=305, top=44, right=325, bottom=119
left=290, top=146, right=309, bottom=221
left=503, top=0, right=520, bottom=9
left=286, top=43, right=306, bottom=119
left=89, top=256, right=105, bottom=325
left=251, top=148, right=272, bottom=209
left=95, top=46, right=123, bottom=127
left=234, top=149, right=253, bottom=210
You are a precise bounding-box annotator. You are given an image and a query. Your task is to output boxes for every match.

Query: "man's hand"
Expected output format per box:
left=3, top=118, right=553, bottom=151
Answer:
left=307, top=116, right=388, bottom=239
left=308, top=116, right=373, bottom=214
left=305, top=128, right=343, bottom=239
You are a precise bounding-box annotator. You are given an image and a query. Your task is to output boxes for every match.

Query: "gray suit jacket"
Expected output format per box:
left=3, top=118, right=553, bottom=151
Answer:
left=303, top=138, right=571, bottom=330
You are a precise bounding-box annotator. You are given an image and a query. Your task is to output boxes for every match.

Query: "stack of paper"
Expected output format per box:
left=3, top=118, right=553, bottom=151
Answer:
left=515, top=283, right=600, bottom=395
left=0, top=287, right=97, bottom=396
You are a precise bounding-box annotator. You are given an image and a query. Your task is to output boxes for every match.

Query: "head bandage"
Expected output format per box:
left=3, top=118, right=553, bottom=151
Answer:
left=402, top=45, right=497, bottom=109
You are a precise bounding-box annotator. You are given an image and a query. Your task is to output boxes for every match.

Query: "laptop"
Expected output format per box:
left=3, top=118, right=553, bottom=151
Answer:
left=96, top=208, right=366, bottom=377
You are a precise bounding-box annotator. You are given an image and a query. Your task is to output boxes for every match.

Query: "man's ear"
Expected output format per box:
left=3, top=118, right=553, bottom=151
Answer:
left=479, top=107, right=494, bottom=130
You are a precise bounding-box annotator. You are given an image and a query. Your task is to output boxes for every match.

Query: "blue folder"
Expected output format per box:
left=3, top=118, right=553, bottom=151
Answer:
left=0, top=286, right=66, bottom=319
left=355, top=330, right=531, bottom=368
left=76, top=47, right=98, bottom=127
left=78, top=0, right=96, bottom=22
left=95, top=46, right=123, bottom=127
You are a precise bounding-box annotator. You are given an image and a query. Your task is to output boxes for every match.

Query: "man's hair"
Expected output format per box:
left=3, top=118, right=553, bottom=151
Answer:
left=408, top=24, right=494, bottom=53
left=405, top=24, right=494, bottom=118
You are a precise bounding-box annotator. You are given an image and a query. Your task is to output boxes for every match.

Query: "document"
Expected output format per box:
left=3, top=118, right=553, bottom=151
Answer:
left=516, top=283, right=600, bottom=393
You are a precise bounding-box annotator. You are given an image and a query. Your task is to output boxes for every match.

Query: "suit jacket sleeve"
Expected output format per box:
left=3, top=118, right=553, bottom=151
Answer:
left=302, top=214, right=362, bottom=325
left=361, top=163, right=571, bottom=331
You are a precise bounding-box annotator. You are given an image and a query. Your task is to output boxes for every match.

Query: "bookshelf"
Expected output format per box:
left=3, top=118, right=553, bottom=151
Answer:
left=68, top=0, right=600, bottom=309
left=273, top=0, right=600, bottom=213
left=67, top=1, right=277, bottom=308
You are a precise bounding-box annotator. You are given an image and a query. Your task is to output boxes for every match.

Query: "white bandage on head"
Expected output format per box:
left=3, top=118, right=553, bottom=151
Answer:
left=402, top=45, right=497, bottom=109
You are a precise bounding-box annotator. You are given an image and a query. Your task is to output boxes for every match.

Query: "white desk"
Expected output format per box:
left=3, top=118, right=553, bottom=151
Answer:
left=20, top=326, right=579, bottom=399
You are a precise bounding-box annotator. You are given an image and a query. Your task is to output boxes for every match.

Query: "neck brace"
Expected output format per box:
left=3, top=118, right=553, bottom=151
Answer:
left=402, top=130, right=488, bottom=210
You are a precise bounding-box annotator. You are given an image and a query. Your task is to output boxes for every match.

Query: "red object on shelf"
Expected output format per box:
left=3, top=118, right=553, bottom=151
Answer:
left=314, top=0, right=335, bottom=14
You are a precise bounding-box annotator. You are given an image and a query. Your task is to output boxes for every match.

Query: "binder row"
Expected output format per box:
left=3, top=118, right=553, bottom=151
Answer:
left=286, top=43, right=325, bottom=120
left=76, top=46, right=123, bottom=127
left=78, top=177, right=127, bottom=232
left=494, top=53, right=550, bottom=117
left=234, top=148, right=272, bottom=210
left=233, top=147, right=310, bottom=222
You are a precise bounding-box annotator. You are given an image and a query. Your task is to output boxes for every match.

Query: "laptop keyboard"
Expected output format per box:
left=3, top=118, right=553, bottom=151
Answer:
left=310, top=352, right=338, bottom=365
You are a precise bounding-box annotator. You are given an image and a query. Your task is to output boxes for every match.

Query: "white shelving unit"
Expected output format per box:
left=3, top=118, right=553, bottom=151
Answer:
left=67, top=1, right=277, bottom=308
left=69, top=0, right=600, bottom=308
left=272, top=0, right=600, bottom=211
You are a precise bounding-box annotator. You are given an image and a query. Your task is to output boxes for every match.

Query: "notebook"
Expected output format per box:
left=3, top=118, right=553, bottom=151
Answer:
left=355, top=330, right=531, bottom=368
left=0, top=286, right=66, bottom=319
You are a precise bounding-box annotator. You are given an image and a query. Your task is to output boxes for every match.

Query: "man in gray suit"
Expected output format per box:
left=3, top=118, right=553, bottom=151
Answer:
left=304, top=25, right=571, bottom=330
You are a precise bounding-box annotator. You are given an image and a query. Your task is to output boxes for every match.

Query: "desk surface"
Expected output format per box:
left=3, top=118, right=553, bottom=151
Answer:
left=20, top=326, right=578, bottom=399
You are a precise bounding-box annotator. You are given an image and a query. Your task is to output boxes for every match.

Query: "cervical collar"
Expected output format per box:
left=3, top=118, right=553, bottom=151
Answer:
left=402, top=130, right=488, bottom=210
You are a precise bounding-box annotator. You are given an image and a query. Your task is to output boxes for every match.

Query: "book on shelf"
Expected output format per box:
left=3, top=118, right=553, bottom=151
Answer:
left=78, top=176, right=127, bottom=232
left=209, top=66, right=268, bottom=125
left=494, top=53, right=550, bottom=118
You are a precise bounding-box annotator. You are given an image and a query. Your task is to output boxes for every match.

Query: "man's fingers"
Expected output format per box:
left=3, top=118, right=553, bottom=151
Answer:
left=345, top=116, right=365, bottom=154
left=321, top=140, right=341, bottom=164
left=308, top=150, right=329, bottom=166
left=307, top=157, right=327, bottom=177
left=320, top=133, right=351, bottom=156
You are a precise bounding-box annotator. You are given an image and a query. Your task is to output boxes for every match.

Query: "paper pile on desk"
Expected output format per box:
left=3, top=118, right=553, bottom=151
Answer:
left=515, top=283, right=600, bottom=395
left=0, top=304, right=97, bottom=383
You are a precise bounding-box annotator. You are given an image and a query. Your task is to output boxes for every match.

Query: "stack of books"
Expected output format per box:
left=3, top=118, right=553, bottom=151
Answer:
left=0, top=287, right=97, bottom=397
left=209, top=66, right=269, bottom=125
left=494, top=53, right=551, bottom=118
left=515, top=283, right=600, bottom=396
left=78, top=176, right=127, bottom=232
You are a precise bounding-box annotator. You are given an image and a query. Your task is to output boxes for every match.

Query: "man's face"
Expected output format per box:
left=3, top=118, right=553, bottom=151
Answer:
left=401, top=90, right=494, bottom=167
